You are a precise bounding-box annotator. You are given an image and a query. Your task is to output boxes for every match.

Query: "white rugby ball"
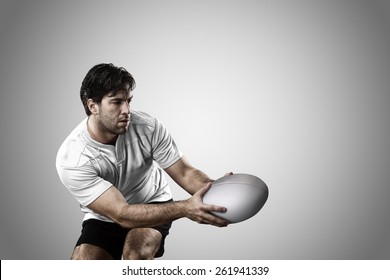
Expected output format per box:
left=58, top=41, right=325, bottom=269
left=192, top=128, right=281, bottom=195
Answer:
left=203, top=174, right=269, bottom=223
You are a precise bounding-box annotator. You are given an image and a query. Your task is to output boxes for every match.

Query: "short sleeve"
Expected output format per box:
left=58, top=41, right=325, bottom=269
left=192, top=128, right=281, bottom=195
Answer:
left=56, top=163, right=113, bottom=207
left=151, top=118, right=183, bottom=169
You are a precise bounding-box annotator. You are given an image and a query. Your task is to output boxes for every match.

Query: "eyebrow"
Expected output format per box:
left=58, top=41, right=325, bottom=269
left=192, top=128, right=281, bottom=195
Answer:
left=109, top=95, right=133, bottom=102
left=109, top=92, right=133, bottom=99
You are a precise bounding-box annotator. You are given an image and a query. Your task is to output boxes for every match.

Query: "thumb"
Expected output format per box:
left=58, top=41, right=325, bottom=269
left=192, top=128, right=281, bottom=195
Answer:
left=196, top=182, right=213, bottom=198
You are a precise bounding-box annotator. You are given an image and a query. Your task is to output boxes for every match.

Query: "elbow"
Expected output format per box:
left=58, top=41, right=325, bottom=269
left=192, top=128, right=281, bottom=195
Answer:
left=111, top=204, right=134, bottom=228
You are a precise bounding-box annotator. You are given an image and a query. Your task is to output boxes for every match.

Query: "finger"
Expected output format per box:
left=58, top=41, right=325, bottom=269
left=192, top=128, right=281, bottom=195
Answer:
left=203, top=203, right=227, bottom=213
left=195, top=212, right=229, bottom=227
left=204, top=212, right=230, bottom=227
left=196, top=184, right=212, bottom=197
left=224, top=172, right=233, bottom=176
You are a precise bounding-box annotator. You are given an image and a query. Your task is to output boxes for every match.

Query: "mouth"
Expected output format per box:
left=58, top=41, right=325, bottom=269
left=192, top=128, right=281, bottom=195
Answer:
left=118, top=119, right=130, bottom=125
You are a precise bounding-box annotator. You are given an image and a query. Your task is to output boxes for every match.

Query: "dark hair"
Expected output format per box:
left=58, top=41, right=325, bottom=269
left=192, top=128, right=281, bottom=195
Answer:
left=80, top=63, right=136, bottom=115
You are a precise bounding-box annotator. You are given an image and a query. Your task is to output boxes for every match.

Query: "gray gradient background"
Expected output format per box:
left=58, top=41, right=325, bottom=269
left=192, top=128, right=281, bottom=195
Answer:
left=0, top=0, right=389, bottom=259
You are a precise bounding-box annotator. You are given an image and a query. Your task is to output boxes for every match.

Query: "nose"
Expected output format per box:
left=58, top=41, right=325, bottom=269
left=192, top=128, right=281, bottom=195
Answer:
left=122, top=100, right=131, bottom=115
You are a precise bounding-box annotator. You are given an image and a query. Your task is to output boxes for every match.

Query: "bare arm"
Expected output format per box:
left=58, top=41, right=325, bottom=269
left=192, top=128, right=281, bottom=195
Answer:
left=87, top=184, right=229, bottom=229
left=164, top=156, right=214, bottom=195
left=165, top=156, right=233, bottom=194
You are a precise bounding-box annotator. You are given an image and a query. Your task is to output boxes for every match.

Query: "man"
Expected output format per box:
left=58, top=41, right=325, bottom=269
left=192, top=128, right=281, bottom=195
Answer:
left=56, top=63, right=230, bottom=260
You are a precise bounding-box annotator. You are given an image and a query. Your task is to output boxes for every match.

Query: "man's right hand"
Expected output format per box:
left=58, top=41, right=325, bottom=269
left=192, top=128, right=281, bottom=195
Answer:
left=183, top=182, right=230, bottom=227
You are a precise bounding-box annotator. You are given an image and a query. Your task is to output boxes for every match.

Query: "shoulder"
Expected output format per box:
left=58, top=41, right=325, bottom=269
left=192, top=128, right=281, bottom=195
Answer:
left=130, top=111, right=157, bottom=126
left=56, top=118, right=91, bottom=168
left=129, top=111, right=161, bottom=134
left=126, top=111, right=173, bottom=145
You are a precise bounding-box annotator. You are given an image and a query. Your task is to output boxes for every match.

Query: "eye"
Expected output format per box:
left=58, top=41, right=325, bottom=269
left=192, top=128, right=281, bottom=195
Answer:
left=110, top=99, right=123, bottom=105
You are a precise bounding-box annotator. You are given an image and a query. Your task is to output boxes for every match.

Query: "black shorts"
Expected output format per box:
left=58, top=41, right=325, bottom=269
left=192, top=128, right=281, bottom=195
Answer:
left=75, top=201, right=172, bottom=259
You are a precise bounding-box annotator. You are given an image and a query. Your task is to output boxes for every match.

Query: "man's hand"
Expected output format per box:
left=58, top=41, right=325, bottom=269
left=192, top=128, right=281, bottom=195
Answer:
left=183, top=182, right=230, bottom=227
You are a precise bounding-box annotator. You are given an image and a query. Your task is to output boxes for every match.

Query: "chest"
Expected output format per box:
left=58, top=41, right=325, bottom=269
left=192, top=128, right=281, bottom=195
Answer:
left=92, top=138, right=153, bottom=186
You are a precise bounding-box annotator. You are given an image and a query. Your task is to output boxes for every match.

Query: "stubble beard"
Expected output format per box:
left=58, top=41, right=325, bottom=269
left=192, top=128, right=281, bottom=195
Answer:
left=98, top=113, right=128, bottom=137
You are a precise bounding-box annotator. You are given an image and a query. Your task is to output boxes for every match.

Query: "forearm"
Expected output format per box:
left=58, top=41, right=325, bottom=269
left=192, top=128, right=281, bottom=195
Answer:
left=115, top=200, right=187, bottom=229
left=181, top=167, right=214, bottom=195
left=87, top=183, right=229, bottom=229
left=165, top=157, right=214, bottom=195
left=88, top=186, right=189, bottom=229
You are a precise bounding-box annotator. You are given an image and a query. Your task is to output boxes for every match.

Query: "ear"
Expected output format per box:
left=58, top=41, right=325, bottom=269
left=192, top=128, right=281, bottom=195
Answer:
left=87, top=99, right=99, bottom=115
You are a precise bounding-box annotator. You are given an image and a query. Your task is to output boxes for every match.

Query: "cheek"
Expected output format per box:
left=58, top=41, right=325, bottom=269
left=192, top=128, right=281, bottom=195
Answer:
left=103, top=111, right=122, bottom=126
left=100, top=105, right=117, bottom=117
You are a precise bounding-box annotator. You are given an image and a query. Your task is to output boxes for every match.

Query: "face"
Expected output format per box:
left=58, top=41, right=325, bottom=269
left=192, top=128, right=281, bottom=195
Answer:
left=92, top=84, right=133, bottom=138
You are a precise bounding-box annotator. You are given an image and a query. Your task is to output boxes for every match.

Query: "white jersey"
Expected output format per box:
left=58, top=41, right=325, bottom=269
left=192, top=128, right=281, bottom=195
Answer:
left=56, top=111, right=183, bottom=222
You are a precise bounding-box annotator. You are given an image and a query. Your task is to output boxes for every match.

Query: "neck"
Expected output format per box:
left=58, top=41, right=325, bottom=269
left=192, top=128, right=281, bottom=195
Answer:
left=87, top=117, right=118, bottom=145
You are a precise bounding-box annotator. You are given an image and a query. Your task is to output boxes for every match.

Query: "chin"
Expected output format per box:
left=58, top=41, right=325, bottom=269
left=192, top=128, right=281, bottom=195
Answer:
left=117, top=127, right=129, bottom=135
